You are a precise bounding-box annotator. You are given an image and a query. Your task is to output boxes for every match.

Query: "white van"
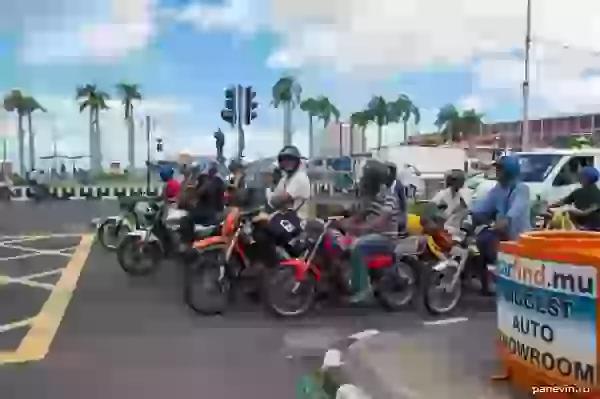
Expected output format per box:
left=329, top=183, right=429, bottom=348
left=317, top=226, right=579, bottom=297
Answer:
left=472, top=149, right=600, bottom=204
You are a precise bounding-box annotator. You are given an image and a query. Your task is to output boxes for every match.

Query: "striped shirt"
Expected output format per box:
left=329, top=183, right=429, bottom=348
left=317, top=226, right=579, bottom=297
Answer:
left=364, top=187, right=401, bottom=236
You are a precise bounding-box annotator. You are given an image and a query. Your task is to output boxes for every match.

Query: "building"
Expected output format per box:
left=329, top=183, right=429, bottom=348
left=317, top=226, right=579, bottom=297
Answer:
left=409, top=113, right=600, bottom=147
left=315, top=122, right=365, bottom=157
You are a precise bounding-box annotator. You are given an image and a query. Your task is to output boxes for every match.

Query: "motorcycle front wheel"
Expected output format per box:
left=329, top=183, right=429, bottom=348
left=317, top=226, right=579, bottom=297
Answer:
left=116, top=234, right=163, bottom=276
left=98, top=219, right=131, bottom=251
left=375, top=260, right=418, bottom=311
left=263, top=265, right=317, bottom=318
left=422, top=266, right=463, bottom=315
left=183, top=247, right=231, bottom=316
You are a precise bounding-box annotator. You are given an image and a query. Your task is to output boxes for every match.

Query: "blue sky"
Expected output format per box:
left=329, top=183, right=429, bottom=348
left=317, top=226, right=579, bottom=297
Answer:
left=1, top=0, right=599, bottom=167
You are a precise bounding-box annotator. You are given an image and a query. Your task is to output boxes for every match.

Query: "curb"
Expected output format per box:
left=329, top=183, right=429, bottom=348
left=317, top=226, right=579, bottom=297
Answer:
left=306, top=330, right=380, bottom=399
left=4, top=185, right=161, bottom=201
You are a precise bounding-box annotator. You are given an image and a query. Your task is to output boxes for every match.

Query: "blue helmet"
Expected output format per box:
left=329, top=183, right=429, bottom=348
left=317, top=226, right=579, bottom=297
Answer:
left=495, top=155, right=520, bottom=181
left=580, top=166, right=600, bottom=184
left=159, top=166, right=174, bottom=182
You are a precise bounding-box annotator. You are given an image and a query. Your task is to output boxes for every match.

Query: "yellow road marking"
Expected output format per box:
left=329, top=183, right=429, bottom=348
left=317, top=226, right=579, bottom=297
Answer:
left=8, top=234, right=94, bottom=363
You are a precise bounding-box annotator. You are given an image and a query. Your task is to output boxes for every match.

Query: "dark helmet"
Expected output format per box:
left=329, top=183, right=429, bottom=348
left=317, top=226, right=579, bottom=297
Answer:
left=359, top=159, right=388, bottom=197
left=580, top=166, right=600, bottom=184
left=445, top=169, right=465, bottom=188
left=277, top=145, right=302, bottom=173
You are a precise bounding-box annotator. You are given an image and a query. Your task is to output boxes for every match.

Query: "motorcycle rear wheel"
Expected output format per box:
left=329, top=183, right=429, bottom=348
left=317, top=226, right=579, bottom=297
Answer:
left=422, top=267, right=463, bottom=315
left=116, top=235, right=163, bottom=276
left=375, top=260, right=418, bottom=311
left=263, top=265, right=316, bottom=318
left=183, top=247, right=231, bottom=316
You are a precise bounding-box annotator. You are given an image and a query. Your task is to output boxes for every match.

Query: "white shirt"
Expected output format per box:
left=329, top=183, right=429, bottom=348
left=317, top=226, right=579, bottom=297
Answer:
left=272, top=167, right=311, bottom=218
left=431, top=187, right=472, bottom=234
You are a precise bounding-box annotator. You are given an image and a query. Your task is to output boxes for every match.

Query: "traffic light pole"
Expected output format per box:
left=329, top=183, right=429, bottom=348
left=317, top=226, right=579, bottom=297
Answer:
left=236, top=85, right=244, bottom=160
left=145, top=115, right=151, bottom=194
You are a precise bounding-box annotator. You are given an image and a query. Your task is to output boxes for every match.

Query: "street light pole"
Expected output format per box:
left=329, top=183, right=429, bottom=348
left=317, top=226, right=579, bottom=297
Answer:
left=521, top=0, right=532, bottom=150
left=145, top=115, right=151, bottom=193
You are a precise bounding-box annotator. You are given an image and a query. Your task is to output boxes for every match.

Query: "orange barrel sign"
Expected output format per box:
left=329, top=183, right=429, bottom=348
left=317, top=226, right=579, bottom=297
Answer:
left=497, top=231, right=599, bottom=397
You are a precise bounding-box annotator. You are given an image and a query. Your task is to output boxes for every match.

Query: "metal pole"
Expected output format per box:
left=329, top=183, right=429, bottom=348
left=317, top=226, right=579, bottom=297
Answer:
left=1, top=138, right=6, bottom=174
left=339, top=123, right=343, bottom=157
left=236, top=85, right=244, bottom=159
left=145, top=115, right=151, bottom=193
left=521, top=0, right=532, bottom=150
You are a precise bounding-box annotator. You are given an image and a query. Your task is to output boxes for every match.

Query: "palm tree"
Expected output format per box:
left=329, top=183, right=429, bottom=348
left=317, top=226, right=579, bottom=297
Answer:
left=23, top=96, right=46, bottom=172
left=3, top=90, right=27, bottom=176
left=299, top=97, right=321, bottom=158
left=315, top=96, right=340, bottom=128
left=76, top=84, right=109, bottom=173
left=366, top=96, right=393, bottom=150
left=391, top=94, right=420, bottom=143
left=435, top=104, right=461, bottom=142
left=459, top=109, right=484, bottom=138
left=271, top=75, right=302, bottom=146
left=350, top=111, right=371, bottom=152
left=116, top=83, right=142, bottom=171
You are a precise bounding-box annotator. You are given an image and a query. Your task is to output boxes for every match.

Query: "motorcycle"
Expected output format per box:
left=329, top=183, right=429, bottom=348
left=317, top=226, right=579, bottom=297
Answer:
left=183, top=206, right=283, bottom=315
left=262, top=217, right=419, bottom=318
left=116, top=203, right=218, bottom=276
left=93, top=198, right=148, bottom=251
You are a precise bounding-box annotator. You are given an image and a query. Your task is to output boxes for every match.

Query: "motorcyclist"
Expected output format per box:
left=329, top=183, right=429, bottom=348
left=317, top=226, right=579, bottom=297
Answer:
left=159, top=166, right=180, bottom=204
left=335, top=159, right=401, bottom=303
left=269, top=145, right=311, bottom=219
left=431, top=169, right=471, bottom=235
left=385, top=161, right=408, bottom=232
left=549, top=166, right=600, bottom=230
left=471, top=155, right=531, bottom=294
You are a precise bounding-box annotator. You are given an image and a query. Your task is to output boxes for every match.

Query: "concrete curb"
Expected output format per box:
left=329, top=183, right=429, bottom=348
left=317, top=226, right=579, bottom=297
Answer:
left=6, top=185, right=161, bottom=201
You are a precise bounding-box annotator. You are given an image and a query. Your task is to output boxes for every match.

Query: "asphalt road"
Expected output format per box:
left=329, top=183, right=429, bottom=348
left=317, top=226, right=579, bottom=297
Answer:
left=0, top=201, right=497, bottom=398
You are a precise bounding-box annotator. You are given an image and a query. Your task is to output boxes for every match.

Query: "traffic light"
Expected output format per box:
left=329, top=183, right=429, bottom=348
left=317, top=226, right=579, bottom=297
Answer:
left=243, top=86, right=257, bottom=125
left=221, top=86, right=236, bottom=126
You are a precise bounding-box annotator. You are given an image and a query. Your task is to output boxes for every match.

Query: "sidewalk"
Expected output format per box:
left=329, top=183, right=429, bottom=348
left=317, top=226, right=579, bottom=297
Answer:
left=324, top=317, right=529, bottom=399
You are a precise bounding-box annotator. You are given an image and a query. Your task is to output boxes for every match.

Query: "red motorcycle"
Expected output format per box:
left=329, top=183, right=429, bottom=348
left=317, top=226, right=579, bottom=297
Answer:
left=262, top=217, right=419, bottom=318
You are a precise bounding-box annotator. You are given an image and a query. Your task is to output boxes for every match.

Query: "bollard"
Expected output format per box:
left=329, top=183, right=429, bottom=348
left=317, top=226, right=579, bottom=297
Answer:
left=496, top=231, right=600, bottom=398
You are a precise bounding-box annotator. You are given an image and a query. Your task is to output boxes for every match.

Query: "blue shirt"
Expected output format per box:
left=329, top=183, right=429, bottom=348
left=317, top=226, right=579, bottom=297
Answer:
left=471, top=182, right=531, bottom=240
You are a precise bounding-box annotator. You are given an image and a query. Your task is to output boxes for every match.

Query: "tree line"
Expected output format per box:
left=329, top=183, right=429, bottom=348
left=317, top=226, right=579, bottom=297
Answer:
left=271, top=75, right=484, bottom=156
left=2, top=83, right=141, bottom=176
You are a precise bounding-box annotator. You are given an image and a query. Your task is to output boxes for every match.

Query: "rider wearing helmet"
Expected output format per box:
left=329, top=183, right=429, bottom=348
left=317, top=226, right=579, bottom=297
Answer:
left=270, top=145, right=311, bottom=218
left=550, top=166, right=600, bottom=230
left=336, top=159, right=401, bottom=303
left=431, top=169, right=471, bottom=235
left=471, top=155, right=531, bottom=294
left=159, top=165, right=180, bottom=203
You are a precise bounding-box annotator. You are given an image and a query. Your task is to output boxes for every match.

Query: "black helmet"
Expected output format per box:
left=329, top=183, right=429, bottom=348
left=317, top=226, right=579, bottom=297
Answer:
left=359, top=159, right=388, bottom=197
left=277, top=145, right=302, bottom=174
left=445, top=169, right=465, bottom=188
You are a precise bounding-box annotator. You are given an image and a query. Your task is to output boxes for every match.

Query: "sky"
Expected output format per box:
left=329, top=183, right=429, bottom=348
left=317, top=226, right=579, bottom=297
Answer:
left=2, top=0, right=600, bottom=168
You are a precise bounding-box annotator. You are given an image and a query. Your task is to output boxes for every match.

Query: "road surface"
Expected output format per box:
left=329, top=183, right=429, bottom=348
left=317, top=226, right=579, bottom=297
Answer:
left=0, top=201, right=496, bottom=398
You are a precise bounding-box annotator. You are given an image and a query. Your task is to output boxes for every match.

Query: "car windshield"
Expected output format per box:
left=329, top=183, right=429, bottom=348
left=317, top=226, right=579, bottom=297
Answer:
left=484, top=153, right=563, bottom=182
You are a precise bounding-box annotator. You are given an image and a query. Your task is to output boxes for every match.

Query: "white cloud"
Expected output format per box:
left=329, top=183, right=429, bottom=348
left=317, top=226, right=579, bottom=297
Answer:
left=14, top=0, right=158, bottom=64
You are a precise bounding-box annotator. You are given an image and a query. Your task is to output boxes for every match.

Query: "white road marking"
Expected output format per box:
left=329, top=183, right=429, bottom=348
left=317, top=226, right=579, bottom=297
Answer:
left=0, top=318, right=34, bottom=333
left=322, top=349, right=343, bottom=369
left=423, top=317, right=469, bottom=326
left=0, top=276, right=55, bottom=290
left=348, top=329, right=380, bottom=341
left=20, top=269, right=63, bottom=280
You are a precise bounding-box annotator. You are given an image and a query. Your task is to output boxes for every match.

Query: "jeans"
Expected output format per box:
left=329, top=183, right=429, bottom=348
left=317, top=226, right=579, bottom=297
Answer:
left=349, top=234, right=393, bottom=293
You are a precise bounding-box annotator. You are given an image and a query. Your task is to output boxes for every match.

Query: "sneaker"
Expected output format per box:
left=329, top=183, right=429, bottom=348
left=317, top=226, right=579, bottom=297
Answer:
left=348, top=287, right=373, bottom=304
